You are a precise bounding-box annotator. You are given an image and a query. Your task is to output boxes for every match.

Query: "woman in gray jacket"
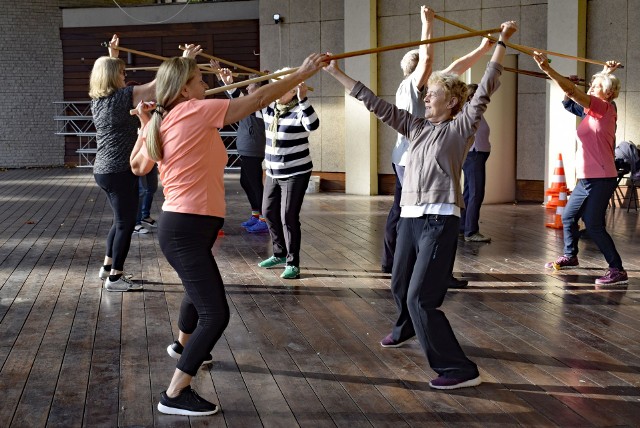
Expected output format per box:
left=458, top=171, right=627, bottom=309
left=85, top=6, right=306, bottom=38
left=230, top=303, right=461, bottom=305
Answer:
left=324, top=20, right=517, bottom=390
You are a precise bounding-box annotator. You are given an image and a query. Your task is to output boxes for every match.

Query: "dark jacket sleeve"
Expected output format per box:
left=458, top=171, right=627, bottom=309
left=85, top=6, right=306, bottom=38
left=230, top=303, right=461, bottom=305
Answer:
left=350, top=82, right=423, bottom=139
left=562, top=98, right=586, bottom=118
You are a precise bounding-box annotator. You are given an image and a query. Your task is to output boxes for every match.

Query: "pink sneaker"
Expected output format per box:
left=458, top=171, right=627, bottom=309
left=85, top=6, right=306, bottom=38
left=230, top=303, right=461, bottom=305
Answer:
left=595, top=268, right=628, bottom=286
left=429, top=375, right=482, bottom=390
left=380, top=333, right=410, bottom=348
left=544, top=255, right=579, bottom=270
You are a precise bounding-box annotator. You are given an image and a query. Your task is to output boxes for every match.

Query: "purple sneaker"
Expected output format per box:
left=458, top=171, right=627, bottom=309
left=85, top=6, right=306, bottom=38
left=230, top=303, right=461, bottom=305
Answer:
left=595, top=268, right=628, bottom=286
left=380, top=333, right=410, bottom=348
left=241, top=216, right=259, bottom=228
left=247, top=220, right=269, bottom=233
left=429, top=375, right=482, bottom=390
left=544, top=255, right=579, bottom=270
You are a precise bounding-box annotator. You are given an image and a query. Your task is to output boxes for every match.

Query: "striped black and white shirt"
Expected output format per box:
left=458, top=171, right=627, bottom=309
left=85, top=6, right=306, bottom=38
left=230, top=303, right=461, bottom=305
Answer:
left=258, top=98, right=319, bottom=178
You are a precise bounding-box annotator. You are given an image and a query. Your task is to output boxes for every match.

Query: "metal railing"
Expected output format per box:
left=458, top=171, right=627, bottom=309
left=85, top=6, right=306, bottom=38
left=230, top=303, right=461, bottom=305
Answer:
left=54, top=101, right=239, bottom=169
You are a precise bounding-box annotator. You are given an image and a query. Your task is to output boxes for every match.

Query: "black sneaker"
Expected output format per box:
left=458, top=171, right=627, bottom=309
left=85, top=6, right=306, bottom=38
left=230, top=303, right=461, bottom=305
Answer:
left=167, top=341, right=213, bottom=365
left=157, top=388, right=219, bottom=416
left=448, top=276, right=468, bottom=289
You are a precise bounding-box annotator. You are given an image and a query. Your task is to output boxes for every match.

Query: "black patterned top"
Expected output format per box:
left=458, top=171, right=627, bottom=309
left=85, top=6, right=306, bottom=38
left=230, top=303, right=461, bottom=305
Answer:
left=91, top=85, right=138, bottom=174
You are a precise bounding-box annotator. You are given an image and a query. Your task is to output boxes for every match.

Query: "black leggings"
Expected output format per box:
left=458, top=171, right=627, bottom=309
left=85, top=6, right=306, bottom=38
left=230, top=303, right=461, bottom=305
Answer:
left=158, top=211, right=229, bottom=376
left=94, top=170, right=139, bottom=271
left=240, top=155, right=264, bottom=212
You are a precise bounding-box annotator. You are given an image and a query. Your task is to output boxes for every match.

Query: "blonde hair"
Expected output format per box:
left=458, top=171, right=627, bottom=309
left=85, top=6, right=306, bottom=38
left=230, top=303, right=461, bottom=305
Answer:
left=400, top=50, right=419, bottom=77
left=89, top=56, right=125, bottom=99
left=145, top=57, right=198, bottom=161
left=428, top=71, right=468, bottom=116
left=591, top=72, right=621, bottom=101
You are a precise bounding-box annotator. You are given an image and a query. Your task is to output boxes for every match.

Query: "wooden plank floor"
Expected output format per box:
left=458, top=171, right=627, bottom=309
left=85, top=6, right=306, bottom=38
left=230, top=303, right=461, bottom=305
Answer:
left=0, top=167, right=639, bottom=428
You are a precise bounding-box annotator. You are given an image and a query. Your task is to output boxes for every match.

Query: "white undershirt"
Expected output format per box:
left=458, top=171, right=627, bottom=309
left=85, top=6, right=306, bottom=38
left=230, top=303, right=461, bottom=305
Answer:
left=401, top=203, right=460, bottom=218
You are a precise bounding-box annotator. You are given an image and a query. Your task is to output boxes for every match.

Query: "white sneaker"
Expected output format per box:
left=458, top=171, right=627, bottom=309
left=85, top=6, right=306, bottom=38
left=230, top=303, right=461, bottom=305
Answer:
left=141, top=217, right=157, bottom=227
left=133, top=225, right=149, bottom=234
left=104, top=276, right=142, bottom=292
left=98, top=267, right=133, bottom=280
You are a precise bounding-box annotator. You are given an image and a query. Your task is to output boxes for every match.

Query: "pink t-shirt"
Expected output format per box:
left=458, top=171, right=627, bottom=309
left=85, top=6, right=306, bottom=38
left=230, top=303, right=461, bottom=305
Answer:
left=575, top=96, right=617, bottom=179
left=142, top=98, right=230, bottom=218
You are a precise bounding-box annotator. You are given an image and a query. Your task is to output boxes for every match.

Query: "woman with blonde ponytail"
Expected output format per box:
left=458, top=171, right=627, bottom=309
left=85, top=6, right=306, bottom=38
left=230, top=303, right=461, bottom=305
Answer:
left=129, top=51, right=329, bottom=417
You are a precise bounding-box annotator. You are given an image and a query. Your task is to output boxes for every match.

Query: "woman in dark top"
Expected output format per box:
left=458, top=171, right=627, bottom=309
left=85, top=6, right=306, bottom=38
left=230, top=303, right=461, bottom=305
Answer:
left=89, top=34, right=200, bottom=291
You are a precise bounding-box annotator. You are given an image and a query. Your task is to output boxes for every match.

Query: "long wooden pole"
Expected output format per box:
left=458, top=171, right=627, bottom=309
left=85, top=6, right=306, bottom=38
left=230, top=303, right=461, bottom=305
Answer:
left=178, top=45, right=264, bottom=76
left=433, top=14, right=622, bottom=68
left=125, top=65, right=249, bottom=77
left=204, top=27, right=502, bottom=97
left=101, top=42, right=167, bottom=61
left=181, top=45, right=315, bottom=91
left=101, top=42, right=227, bottom=73
left=325, top=27, right=502, bottom=61
left=204, top=68, right=295, bottom=96
left=503, top=66, right=587, bottom=86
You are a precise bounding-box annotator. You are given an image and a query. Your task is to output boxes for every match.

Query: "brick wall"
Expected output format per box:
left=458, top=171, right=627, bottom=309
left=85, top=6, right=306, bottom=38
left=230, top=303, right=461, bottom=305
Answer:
left=0, top=2, right=65, bottom=168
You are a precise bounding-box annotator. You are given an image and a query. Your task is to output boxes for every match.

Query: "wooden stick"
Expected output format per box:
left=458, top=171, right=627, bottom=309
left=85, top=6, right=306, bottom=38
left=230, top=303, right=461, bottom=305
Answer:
left=205, top=28, right=501, bottom=97
left=204, top=68, right=296, bottom=96
left=513, top=42, right=621, bottom=68
left=100, top=42, right=168, bottom=62
left=433, top=14, right=623, bottom=68
left=433, top=15, right=533, bottom=56
left=179, top=45, right=264, bottom=76
left=503, top=66, right=587, bottom=86
left=125, top=65, right=248, bottom=77
left=326, top=27, right=502, bottom=61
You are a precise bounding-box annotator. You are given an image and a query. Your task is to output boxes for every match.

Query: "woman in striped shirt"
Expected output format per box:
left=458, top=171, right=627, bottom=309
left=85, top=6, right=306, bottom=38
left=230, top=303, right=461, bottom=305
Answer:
left=257, top=72, right=319, bottom=279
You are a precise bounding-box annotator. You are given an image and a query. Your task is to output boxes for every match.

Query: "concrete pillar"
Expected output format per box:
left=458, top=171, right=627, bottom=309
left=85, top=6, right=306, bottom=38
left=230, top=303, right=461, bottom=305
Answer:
left=545, top=0, right=586, bottom=190
left=344, top=0, right=378, bottom=195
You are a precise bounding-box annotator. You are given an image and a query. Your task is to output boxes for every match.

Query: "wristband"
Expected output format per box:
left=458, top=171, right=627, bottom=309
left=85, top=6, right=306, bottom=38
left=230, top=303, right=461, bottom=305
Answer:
left=497, top=40, right=506, bottom=48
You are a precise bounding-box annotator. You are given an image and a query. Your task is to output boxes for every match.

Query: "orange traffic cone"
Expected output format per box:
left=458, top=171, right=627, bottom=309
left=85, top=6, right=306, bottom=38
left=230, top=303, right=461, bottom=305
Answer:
left=546, top=189, right=567, bottom=229
left=545, top=153, right=571, bottom=208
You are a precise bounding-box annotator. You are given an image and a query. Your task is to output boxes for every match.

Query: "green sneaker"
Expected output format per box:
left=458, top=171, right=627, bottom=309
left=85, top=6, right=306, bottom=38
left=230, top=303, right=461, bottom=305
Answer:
left=258, top=256, right=286, bottom=268
left=280, top=265, right=300, bottom=279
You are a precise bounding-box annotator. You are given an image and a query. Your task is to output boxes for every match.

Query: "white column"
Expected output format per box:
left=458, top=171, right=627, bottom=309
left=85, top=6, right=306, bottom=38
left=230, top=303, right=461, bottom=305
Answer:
left=344, top=0, right=378, bottom=195
left=545, top=0, right=586, bottom=190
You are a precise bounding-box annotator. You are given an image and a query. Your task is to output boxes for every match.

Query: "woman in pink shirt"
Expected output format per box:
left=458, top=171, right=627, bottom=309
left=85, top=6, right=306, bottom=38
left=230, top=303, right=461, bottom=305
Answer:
left=535, top=53, right=627, bottom=286
left=129, top=52, right=328, bottom=416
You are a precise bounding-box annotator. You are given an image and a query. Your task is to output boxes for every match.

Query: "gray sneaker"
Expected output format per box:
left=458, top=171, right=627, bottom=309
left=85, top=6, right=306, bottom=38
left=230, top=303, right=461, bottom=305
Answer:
left=104, top=276, right=142, bottom=292
left=99, top=267, right=133, bottom=280
left=464, top=233, right=491, bottom=243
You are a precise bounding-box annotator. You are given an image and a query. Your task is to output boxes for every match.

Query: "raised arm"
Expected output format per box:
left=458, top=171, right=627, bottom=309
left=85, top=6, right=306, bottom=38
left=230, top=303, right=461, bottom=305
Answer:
left=414, top=6, right=435, bottom=90
left=533, top=51, right=590, bottom=109
left=223, top=53, right=328, bottom=125
left=444, top=37, right=495, bottom=76
left=602, top=60, right=622, bottom=75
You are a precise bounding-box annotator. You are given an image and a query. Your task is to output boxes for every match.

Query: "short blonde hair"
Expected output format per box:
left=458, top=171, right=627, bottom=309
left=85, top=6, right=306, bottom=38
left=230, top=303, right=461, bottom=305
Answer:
left=428, top=71, right=468, bottom=116
left=592, top=72, right=621, bottom=101
left=89, top=56, right=125, bottom=99
left=145, top=57, right=199, bottom=161
left=400, top=49, right=419, bottom=77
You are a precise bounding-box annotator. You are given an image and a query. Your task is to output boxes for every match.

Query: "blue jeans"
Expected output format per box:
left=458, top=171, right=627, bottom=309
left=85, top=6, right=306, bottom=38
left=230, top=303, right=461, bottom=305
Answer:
left=136, top=164, right=158, bottom=223
left=562, top=177, right=623, bottom=270
left=460, top=150, right=490, bottom=236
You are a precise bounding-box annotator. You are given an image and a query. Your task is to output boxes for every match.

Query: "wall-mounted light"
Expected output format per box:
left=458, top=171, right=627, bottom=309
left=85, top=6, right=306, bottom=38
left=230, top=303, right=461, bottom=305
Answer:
left=273, top=13, right=283, bottom=24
